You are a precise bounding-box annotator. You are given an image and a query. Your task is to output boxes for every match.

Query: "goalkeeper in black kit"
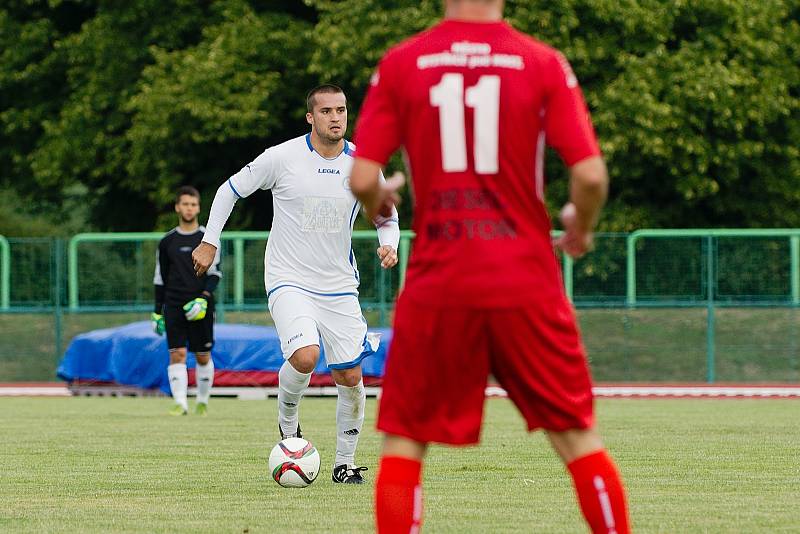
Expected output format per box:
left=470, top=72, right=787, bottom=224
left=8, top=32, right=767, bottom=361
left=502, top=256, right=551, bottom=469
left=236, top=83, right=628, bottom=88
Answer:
left=152, top=186, right=222, bottom=416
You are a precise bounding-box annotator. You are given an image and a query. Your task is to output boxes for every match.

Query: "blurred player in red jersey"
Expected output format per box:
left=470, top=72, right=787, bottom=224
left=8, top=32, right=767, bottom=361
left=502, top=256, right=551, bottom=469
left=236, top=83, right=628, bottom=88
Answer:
left=349, top=0, right=631, bottom=532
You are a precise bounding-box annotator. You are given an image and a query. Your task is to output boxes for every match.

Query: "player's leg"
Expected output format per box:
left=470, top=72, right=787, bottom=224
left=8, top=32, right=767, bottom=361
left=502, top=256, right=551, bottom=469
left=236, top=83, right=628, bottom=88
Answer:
left=547, top=428, right=629, bottom=534
left=375, top=434, right=427, bottom=534
left=375, top=297, right=489, bottom=532
left=269, top=289, right=321, bottom=439
left=329, top=364, right=367, bottom=483
left=188, top=302, right=215, bottom=415
left=164, top=305, right=189, bottom=415
left=193, top=352, right=212, bottom=415
left=315, top=294, right=378, bottom=483
left=488, top=300, right=630, bottom=534
left=279, top=344, right=319, bottom=438
left=167, top=348, right=189, bottom=415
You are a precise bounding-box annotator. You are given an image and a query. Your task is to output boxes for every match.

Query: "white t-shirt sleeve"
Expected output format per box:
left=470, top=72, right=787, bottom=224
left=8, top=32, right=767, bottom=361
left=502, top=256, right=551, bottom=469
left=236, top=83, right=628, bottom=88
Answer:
left=201, top=183, right=238, bottom=250
left=202, top=147, right=282, bottom=249
left=228, top=146, right=281, bottom=197
left=373, top=170, right=400, bottom=249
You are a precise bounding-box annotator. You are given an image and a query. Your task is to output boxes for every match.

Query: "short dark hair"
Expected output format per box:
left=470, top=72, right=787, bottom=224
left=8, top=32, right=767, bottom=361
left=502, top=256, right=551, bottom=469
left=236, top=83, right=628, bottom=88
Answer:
left=306, top=84, right=345, bottom=112
left=175, top=185, right=200, bottom=204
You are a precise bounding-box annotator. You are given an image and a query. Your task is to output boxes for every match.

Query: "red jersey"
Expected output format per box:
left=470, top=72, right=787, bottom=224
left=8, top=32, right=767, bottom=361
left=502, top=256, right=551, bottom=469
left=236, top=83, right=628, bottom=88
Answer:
left=354, top=19, right=600, bottom=308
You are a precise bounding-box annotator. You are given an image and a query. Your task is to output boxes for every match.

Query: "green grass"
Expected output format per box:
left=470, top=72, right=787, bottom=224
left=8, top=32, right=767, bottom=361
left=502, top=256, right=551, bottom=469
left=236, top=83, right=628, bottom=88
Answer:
left=1, top=397, right=799, bottom=533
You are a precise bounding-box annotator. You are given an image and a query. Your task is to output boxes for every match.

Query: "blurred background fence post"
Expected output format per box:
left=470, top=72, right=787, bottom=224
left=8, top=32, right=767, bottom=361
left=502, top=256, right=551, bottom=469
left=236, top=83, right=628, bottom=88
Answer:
left=0, top=235, right=9, bottom=310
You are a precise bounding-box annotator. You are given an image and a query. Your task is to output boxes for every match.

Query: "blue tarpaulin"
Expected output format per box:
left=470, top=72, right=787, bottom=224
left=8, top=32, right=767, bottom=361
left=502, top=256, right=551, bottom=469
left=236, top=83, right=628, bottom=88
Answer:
left=57, top=322, right=391, bottom=393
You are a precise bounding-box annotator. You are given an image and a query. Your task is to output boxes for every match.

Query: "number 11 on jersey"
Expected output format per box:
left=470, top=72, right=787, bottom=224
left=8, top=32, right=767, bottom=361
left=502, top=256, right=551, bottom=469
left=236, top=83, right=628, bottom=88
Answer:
left=430, top=73, right=500, bottom=174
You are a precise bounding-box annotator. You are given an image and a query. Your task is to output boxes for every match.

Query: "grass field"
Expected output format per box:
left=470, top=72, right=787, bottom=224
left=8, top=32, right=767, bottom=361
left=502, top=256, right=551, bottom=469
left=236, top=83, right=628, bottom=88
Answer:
left=1, top=397, right=799, bottom=533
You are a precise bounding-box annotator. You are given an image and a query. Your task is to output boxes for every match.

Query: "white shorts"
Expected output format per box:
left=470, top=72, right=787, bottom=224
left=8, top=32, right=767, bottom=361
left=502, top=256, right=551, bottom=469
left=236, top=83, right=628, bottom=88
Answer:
left=267, top=287, right=379, bottom=369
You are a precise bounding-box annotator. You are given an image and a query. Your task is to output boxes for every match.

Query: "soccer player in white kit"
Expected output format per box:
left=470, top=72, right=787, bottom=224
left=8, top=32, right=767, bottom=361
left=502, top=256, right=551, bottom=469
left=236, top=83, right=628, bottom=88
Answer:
left=192, top=85, right=400, bottom=484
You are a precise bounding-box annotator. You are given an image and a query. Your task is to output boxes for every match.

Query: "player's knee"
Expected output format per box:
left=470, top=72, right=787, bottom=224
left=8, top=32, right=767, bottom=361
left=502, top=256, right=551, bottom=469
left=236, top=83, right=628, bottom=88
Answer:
left=546, top=427, right=604, bottom=463
left=332, top=366, right=362, bottom=387
left=289, top=345, right=319, bottom=373
left=382, top=434, right=427, bottom=460
left=195, top=352, right=211, bottom=365
left=169, top=348, right=187, bottom=364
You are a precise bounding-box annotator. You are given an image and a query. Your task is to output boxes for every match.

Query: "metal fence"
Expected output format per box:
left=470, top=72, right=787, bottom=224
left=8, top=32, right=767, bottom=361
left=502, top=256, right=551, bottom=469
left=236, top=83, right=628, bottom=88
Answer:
left=1, top=230, right=798, bottom=383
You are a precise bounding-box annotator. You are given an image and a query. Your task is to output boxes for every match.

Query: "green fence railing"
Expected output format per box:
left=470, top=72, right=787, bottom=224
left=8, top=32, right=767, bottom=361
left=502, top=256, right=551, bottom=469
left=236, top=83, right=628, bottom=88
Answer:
left=3, top=229, right=799, bottom=382
left=0, top=234, right=9, bottom=310
left=67, top=230, right=414, bottom=327
left=627, top=229, right=800, bottom=307
left=68, top=232, right=161, bottom=311
left=622, top=229, right=800, bottom=382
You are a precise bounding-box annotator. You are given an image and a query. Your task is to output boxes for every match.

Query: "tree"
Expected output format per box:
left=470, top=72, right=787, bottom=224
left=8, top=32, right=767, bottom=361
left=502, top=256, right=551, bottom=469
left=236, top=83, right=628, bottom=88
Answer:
left=126, top=0, right=315, bottom=230
left=310, top=0, right=800, bottom=230
left=1, top=0, right=798, bottom=233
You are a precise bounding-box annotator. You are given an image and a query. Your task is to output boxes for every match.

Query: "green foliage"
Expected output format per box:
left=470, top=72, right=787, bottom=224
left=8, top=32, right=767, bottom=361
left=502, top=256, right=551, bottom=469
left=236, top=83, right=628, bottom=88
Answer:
left=0, top=189, right=63, bottom=237
left=0, top=185, right=89, bottom=237
left=311, top=0, right=800, bottom=230
left=126, top=0, right=315, bottom=230
left=1, top=0, right=798, bottom=233
left=589, top=0, right=800, bottom=228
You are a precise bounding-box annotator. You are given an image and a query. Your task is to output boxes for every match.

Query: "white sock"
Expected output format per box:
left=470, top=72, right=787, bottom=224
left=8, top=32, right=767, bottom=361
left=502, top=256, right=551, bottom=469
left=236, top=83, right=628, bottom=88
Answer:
left=278, top=361, right=311, bottom=438
left=335, top=380, right=365, bottom=466
left=167, top=363, right=188, bottom=411
left=195, top=358, right=214, bottom=405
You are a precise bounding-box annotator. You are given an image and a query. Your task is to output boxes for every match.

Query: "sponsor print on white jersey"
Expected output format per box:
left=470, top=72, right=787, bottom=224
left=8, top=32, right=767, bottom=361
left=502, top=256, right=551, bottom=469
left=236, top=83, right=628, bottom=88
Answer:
left=224, top=134, right=397, bottom=297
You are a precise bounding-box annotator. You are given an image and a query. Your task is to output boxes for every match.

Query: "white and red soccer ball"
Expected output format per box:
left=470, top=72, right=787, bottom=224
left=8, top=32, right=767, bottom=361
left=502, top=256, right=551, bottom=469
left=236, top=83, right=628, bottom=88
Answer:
left=268, top=437, right=321, bottom=488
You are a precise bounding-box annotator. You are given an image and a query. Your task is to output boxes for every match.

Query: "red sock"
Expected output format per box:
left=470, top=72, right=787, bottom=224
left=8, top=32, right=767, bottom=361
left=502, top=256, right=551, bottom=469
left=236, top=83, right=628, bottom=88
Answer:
left=375, top=456, right=423, bottom=534
left=567, top=450, right=630, bottom=534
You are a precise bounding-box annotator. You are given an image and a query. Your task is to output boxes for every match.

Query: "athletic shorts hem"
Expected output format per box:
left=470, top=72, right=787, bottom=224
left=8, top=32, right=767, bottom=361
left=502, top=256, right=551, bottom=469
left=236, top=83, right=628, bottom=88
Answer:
left=524, top=415, right=595, bottom=433
left=326, top=345, right=374, bottom=370
left=376, top=420, right=481, bottom=446
left=281, top=341, right=320, bottom=360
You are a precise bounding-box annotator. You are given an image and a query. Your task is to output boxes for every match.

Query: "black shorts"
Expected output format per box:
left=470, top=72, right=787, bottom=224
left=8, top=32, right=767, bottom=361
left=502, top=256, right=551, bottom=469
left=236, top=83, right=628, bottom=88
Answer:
left=164, top=301, right=214, bottom=353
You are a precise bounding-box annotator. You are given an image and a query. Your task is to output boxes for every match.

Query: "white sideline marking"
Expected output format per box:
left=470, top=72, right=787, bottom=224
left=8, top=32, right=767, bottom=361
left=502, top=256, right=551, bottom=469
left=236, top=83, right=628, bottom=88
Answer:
left=188, top=386, right=383, bottom=400
left=592, top=386, right=800, bottom=398
left=5, top=385, right=800, bottom=398
left=0, top=387, right=71, bottom=397
left=256, top=385, right=800, bottom=399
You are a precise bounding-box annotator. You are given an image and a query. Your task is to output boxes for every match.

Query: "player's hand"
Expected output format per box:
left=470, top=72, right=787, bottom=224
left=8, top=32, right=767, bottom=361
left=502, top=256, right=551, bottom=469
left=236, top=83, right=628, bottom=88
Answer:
left=192, top=242, right=217, bottom=277
left=553, top=202, right=594, bottom=259
left=376, top=245, right=398, bottom=269
left=151, top=312, right=165, bottom=335
left=368, top=172, right=405, bottom=220
left=183, top=297, right=208, bottom=321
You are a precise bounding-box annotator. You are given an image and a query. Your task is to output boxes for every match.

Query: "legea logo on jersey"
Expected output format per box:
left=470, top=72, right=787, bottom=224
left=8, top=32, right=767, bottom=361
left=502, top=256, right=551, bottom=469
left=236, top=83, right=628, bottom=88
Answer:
left=179, top=246, right=193, bottom=252
left=318, top=168, right=340, bottom=174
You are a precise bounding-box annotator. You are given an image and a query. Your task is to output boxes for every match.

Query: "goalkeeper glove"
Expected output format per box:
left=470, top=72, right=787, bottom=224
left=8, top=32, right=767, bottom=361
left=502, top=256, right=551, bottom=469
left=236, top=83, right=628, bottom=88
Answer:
left=183, top=297, right=208, bottom=321
left=151, top=313, right=165, bottom=335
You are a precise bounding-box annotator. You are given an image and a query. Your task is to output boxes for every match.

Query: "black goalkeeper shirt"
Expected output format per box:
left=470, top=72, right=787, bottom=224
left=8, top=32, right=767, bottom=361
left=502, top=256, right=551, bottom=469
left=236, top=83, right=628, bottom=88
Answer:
left=154, top=226, right=221, bottom=311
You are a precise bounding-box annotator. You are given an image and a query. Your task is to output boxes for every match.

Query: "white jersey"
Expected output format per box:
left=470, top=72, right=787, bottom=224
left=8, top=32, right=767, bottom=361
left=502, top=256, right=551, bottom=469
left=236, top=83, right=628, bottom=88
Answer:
left=203, top=134, right=399, bottom=297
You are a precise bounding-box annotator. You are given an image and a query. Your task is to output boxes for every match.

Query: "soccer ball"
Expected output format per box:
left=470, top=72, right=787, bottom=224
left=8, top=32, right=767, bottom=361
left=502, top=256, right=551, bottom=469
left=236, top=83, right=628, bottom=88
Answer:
left=268, top=437, right=321, bottom=488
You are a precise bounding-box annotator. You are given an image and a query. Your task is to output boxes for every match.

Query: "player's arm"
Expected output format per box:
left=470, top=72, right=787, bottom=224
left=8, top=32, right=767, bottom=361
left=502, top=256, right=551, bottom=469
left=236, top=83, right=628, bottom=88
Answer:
left=192, top=182, right=236, bottom=276
left=151, top=240, right=168, bottom=335
left=555, top=157, right=608, bottom=258
left=184, top=246, right=220, bottom=322
left=543, top=52, right=608, bottom=258
left=350, top=55, right=404, bottom=220
left=193, top=148, right=278, bottom=276
left=200, top=245, right=222, bottom=299
left=370, top=171, right=401, bottom=269
left=350, top=161, right=405, bottom=221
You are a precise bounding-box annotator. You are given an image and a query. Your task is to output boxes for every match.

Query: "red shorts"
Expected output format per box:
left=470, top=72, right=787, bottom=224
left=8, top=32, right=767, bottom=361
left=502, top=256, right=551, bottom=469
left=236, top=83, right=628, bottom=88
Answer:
left=377, top=294, right=595, bottom=445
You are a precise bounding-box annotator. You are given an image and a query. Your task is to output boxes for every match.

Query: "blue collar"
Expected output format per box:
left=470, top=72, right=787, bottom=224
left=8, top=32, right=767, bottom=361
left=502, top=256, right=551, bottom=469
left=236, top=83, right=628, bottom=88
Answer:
left=305, top=133, right=353, bottom=159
